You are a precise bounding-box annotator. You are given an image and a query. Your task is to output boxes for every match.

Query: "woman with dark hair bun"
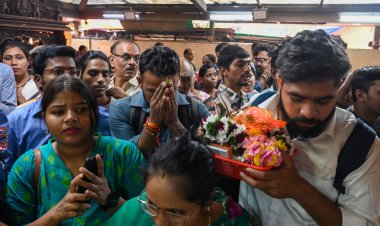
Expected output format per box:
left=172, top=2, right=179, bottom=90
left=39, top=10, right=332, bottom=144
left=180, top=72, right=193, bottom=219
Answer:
left=1, top=40, right=40, bottom=105
left=199, top=64, right=218, bottom=99
left=102, top=133, right=256, bottom=226
left=202, top=54, right=217, bottom=66
left=6, top=76, right=145, bottom=225
left=79, top=50, right=112, bottom=109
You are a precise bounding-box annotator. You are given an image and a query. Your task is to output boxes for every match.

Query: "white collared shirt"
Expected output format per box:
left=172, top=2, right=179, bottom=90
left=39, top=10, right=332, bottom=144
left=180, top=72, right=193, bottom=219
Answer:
left=109, top=76, right=140, bottom=96
left=239, top=94, right=380, bottom=226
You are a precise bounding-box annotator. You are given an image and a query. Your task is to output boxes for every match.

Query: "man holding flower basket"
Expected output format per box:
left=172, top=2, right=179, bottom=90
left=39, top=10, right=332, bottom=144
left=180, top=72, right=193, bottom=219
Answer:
left=239, top=30, right=380, bottom=226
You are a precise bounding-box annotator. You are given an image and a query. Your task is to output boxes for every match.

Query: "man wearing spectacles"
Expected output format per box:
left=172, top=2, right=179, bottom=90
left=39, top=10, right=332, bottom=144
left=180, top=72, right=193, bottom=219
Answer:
left=107, top=39, right=141, bottom=99
left=5, top=45, right=111, bottom=173
left=253, top=43, right=276, bottom=91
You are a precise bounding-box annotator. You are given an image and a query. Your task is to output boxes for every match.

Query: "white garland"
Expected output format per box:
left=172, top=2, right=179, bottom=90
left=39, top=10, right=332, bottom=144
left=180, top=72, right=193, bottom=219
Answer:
left=202, top=115, right=246, bottom=147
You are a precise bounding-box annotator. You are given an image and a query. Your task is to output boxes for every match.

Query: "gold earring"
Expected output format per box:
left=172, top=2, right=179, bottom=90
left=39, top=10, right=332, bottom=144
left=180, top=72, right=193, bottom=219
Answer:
left=208, top=206, right=211, bottom=226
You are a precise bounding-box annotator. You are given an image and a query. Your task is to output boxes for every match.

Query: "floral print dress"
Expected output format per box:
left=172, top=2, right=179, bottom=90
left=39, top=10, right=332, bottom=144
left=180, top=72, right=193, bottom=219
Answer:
left=6, top=135, right=146, bottom=225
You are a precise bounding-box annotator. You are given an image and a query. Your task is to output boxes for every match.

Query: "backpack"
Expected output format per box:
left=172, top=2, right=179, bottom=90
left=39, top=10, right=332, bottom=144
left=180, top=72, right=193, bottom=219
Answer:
left=251, top=91, right=377, bottom=197
left=129, top=95, right=199, bottom=135
left=333, top=118, right=376, bottom=198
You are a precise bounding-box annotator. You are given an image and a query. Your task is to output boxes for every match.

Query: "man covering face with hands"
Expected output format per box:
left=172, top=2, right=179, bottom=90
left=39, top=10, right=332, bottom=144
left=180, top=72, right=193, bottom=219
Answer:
left=109, top=46, right=209, bottom=158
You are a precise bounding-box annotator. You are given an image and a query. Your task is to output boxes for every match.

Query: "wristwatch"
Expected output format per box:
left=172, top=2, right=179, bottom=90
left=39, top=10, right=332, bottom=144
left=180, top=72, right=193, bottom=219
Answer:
left=100, top=190, right=120, bottom=210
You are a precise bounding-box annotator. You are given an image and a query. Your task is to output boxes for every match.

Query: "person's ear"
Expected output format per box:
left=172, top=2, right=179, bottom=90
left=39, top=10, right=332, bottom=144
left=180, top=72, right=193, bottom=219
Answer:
left=219, top=66, right=228, bottom=79
left=33, top=74, right=44, bottom=92
left=276, top=74, right=283, bottom=89
left=109, top=55, right=115, bottom=68
left=202, top=188, right=215, bottom=210
left=355, top=89, right=367, bottom=102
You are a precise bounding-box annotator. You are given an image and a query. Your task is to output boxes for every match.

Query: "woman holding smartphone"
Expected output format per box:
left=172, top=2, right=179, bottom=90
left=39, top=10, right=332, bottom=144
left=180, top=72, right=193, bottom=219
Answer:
left=6, top=76, right=145, bottom=225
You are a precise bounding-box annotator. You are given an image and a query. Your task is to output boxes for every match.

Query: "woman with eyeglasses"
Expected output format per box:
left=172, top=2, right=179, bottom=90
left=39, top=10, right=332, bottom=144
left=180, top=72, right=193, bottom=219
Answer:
left=1, top=40, right=40, bottom=105
left=6, top=76, right=146, bottom=225
left=102, top=134, right=255, bottom=226
left=78, top=51, right=112, bottom=109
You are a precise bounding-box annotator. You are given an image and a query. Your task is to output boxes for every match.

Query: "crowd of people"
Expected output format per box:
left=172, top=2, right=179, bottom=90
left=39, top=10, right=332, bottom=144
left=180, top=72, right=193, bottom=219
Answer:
left=0, top=29, right=379, bottom=226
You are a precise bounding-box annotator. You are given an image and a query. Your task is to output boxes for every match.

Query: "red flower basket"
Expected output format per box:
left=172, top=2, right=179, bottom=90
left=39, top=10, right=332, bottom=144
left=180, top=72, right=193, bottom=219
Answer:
left=213, top=154, right=273, bottom=180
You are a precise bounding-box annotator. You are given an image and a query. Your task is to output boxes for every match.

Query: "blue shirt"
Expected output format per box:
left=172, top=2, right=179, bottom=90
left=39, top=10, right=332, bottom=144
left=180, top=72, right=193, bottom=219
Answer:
left=0, top=63, right=17, bottom=115
left=5, top=99, right=111, bottom=172
left=0, top=110, right=8, bottom=190
left=109, top=90, right=209, bottom=145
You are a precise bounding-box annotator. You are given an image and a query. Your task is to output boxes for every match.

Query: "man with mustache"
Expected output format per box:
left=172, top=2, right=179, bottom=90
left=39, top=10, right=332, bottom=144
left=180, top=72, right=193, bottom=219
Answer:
left=239, top=30, right=380, bottom=225
left=211, top=45, right=253, bottom=116
left=106, top=39, right=141, bottom=99
left=253, top=43, right=275, bottom=91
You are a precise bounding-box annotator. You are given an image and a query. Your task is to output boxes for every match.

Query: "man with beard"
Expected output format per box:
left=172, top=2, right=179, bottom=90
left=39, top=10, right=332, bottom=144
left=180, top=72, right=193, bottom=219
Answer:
left=106, top=39, right=141, bottom=99
left=239, top=30, right=380, bottom=225
left=211, top=45, right=253, bottom=116
left=253, top=43, right=275, bottom=91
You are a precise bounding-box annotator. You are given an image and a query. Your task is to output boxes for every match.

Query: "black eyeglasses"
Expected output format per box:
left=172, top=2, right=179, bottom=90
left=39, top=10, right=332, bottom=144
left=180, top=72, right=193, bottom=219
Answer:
left=113, top=53, right=140, bottom=63
left=85, top=69, right=113, bottom=77
left=44, top=68, right=80, bottom=77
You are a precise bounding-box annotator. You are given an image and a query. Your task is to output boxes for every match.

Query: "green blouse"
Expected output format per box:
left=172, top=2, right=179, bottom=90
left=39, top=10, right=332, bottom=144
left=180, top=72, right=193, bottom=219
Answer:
left=101, top=188, right=257, bottom=226
left=6, top=135, right=146, bottom=225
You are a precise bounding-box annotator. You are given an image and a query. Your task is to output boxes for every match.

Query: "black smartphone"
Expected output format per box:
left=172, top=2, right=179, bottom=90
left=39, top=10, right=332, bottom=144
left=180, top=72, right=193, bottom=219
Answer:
left=76, top=154, right=103, bottom=193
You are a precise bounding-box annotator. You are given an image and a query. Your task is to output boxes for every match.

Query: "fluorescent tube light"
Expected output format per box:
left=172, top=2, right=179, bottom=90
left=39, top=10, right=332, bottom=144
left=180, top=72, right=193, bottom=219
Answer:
left=103, top=14, right=125, bottom=20
left=339, top=12, right=380, bottom=23
left=209, top=11, right=252, bottom=22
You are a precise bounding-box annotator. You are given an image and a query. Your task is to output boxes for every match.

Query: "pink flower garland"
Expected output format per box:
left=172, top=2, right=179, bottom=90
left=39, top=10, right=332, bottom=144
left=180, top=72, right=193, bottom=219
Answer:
left=242, top=135, right=283, bottom=167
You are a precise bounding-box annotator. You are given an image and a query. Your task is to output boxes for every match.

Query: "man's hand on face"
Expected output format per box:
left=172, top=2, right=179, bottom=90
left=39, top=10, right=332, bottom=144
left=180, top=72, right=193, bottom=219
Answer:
left=163, top=81, right=179, bottom=126
left=149, top=82, right=167, bottom=125
left=240, top=151, right=307, bottom=200
left=106, top=86, right=128, bottom=99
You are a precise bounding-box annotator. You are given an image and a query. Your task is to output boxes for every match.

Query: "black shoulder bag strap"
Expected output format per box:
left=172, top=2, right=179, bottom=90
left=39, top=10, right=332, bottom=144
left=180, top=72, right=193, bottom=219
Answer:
left=333, top=118, right=376, bottom=199
left=130, top=106, right=147, bottom=134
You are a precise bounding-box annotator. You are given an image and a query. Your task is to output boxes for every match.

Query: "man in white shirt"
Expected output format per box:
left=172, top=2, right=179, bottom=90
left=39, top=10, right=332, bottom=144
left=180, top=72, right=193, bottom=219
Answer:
left=107, top=39, right=141, bottom=99
left=239, top=30, right=380, bottom=225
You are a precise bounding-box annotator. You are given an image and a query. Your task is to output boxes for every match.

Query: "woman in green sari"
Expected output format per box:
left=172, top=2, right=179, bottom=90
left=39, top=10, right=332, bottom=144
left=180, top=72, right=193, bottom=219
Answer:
left=103, top=134, right=257, bottom=226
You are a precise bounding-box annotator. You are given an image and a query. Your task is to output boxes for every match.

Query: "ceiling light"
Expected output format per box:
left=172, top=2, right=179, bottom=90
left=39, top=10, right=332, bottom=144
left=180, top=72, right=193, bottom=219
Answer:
left=124, top=10, right=137, bottom=20
left=209, top=11, right=252, bottom=22
left=339, top=12, right=380, bottom=24
left=102, top=13, right=125, bottom=20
